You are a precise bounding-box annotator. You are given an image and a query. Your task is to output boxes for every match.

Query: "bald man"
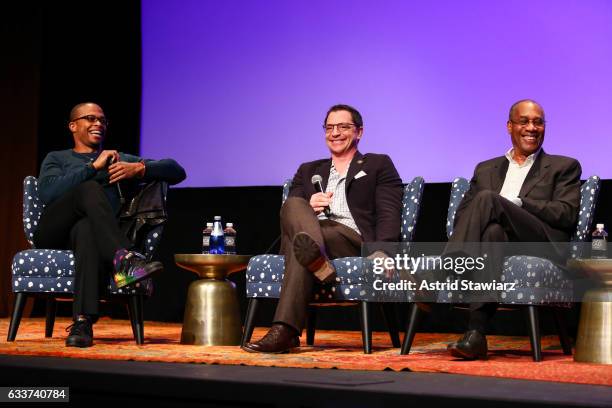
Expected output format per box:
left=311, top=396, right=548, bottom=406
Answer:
left=445, top=100, right=581, bottom=360
left=35, top=102, right=186, bottom=347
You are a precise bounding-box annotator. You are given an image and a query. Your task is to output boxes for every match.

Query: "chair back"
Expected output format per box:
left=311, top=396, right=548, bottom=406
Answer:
left=571, top=175, right=601, bottom=242
left=22, top=176, right=44, bottom=247
left=446, top=177, right=470, bottom=238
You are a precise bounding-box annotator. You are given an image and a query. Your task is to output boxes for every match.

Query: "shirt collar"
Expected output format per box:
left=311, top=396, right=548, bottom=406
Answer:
left=505, top=147, right=540, bottom=166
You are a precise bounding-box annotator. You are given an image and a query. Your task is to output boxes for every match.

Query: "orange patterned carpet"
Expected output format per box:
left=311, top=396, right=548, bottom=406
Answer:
left=1, top=317, right=610, bottom=386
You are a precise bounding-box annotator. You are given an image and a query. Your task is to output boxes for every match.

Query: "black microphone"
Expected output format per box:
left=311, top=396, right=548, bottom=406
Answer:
left=108, top=156, right=125, bottom=205
left=311, top=174, right=331, bottom=217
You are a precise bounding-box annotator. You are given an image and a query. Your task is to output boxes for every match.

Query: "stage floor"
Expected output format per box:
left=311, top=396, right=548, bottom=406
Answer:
left=0, top=318, right=610, bottom=407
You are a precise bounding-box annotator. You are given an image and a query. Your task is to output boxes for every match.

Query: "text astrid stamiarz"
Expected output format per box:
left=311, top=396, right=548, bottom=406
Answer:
left=372, top=279, right=517, bottom=292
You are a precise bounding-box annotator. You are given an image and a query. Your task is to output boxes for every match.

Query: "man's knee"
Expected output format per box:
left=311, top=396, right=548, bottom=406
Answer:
left=73, top=181, right=106, bottom=207
left=473, top=190, right=499, bottom=203
left=482, top=223, right=507, bottom=242
left=280, top=197, right=310, bottom=220
left=74, top=180, right=105, bottom=197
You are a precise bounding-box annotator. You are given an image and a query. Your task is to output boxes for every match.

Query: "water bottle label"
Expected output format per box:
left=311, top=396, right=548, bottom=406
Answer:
left=592, top=239, right=607, bottom=251
left=225, top=237, right=235, bottom=246
left=203, top=236, right=210, bottom=246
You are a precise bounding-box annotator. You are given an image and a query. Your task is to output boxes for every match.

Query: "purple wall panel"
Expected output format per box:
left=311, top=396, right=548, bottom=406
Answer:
left=141, top=0, right=612, bottom=186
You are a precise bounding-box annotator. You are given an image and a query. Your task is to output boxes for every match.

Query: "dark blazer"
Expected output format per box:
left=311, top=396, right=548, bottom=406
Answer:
left=289, top=151, right=403, bottom=243
left=455, top=150, right=582, bottom=241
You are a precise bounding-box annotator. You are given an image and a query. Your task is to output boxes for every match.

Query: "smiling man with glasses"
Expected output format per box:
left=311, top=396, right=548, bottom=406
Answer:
left=243, top=104, right=403, bottom=354
left=34, top=102, right=186, bottom=348
left=444, top=99, right=581, bottom=360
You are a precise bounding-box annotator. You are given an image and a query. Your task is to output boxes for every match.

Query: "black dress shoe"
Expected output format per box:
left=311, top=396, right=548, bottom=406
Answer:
left=292, top=232, right=336, bottom=284
left=242, top=324, right=300, bottom=353
left=65, top=318, right=93, bottom=348
left=447, top=330, right=488, bottom=360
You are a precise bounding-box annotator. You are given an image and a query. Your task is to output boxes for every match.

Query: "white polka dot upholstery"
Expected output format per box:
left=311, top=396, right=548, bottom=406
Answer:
left=439, top=175, right=601, bottom=305
left=446, top=177, right=470, bottom=238
left=246, top=177, right=425, bottom=301
left=22, top=176, right=43, bottom=246
left=12, top=177, right=161, bottom=297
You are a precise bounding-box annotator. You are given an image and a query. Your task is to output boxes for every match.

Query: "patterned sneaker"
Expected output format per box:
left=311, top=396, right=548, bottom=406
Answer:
left=65, top=317, right=93, bottom=348
left=113, top=250, right=163, bottom=288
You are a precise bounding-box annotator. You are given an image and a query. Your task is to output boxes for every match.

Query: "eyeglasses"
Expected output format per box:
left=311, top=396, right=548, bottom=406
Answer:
left=323, top=123, right=357, bottom=134
left=72, top=115, right=109, bottom=126
left=510, top=118, right=545, bottom=128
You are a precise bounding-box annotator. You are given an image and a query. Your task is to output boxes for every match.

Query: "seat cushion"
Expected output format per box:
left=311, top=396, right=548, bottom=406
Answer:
left=438, top=255, right=573, bottom=304
left=245, top=254, right=410, bottom=301
left=12, top=249, right=153, bottom=296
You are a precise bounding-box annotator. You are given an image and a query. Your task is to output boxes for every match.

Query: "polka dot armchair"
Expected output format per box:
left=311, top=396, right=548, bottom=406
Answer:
left=401, top=175, right=601, bottom=360
left=7, top=176, right=168, bottom=344
left=242, top=177, right=425, bottom=353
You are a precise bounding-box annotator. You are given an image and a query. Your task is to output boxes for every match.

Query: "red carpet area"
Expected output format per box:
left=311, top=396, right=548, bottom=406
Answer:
left=1, top=317, right=610, bottom=386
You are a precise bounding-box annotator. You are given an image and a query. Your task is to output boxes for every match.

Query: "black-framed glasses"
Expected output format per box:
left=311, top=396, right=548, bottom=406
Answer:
left=72, top=115, right=109, bottom=126
left=510, top=118, right=545, bottom=128
left=323, top=123, right=356, bottom=133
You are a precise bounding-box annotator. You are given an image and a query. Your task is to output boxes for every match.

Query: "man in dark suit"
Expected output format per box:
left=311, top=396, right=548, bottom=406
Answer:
left=243, top=104, right=403, bottom=353
left=446, top=99, right=581, bottom=360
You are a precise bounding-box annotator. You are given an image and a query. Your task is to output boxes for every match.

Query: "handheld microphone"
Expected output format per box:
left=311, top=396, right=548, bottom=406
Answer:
left=311, top=174, right=331, bottom=217
left=108, top=156, right=125, bottom=205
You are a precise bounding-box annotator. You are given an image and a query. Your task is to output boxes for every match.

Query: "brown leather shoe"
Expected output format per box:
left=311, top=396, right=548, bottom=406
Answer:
left=242, top=324, right=300, bottom=353
left=292, top=232, right=336, bottom=284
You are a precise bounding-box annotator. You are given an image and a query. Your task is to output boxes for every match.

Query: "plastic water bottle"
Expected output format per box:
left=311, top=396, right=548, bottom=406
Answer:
left=224, top=222, right=237, bottom=254
left=591, top=224, right=608, bottom=259
left=209, top=216, right=225, bottom=254
left=202, top=222, right=213, bottom=254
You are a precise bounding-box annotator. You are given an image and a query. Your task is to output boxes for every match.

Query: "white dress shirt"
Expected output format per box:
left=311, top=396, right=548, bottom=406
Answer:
left=499, top=148, right=540, bottom=207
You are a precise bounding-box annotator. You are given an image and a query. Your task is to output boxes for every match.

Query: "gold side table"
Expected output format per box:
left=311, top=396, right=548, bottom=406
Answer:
left=175, top=254, right=251, bottom=346
left=567, top=258, right=612, bottom=364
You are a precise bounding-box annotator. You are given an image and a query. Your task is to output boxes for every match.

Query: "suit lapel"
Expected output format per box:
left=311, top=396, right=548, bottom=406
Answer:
left=519, top=150, right=549, bottom=197
left=490, top=157, right=509, bottom=192
left=315, top=159, right=332, bottom=192
left=345, top=151, right=364, bottom=191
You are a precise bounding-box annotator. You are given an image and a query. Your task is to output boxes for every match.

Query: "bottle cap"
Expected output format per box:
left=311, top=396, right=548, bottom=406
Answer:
left=206, top=222, right=213, bottom=227
left=226, top=223, right=233, bottom=227
left=596, top=223, right=604, bottom=229
left=214, top=216, right=222, bottom=221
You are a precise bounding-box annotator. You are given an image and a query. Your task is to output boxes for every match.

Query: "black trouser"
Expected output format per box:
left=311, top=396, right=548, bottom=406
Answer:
left=273, top=197, right=362, bottom=333
left=445, top=190, right=555, bottom=333
left=33, top=181, right=130, bottom=319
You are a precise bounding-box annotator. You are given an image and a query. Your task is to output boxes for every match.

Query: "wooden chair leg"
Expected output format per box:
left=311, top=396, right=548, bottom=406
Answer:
left=400, top=303, right=422, bottom=355
left=359, top=301, right=372, bottom=354
left=241, top=298, right=259, bottom=346
left=380, top=303, right=401, bottom=347
left=7, top=293, right=27, bottom=341
left=127, top=295, right=144, bottom=345
left=526, top=305, right=542, bottom=362
left=306, top=305, right=317, bottom=346
left=45, top=297, right=57, bottom=338
left=553, top=308, right=573, bottom=355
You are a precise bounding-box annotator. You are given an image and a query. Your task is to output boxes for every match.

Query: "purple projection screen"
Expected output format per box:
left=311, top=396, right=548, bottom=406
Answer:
left=141, top=1, right=612, bottom=187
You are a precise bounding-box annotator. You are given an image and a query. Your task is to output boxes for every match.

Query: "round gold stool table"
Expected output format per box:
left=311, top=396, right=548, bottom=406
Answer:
left=568, top=258, right=612, bottom=364
left=175, top=254, right=251, bottom=345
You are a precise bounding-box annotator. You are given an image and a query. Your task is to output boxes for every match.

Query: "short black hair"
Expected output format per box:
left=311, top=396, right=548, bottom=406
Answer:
left=324, top=104, right=363, bottom=128
left=69, top=102, right=102, bottom=121
left=508, top=99, right=545, bottom=120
